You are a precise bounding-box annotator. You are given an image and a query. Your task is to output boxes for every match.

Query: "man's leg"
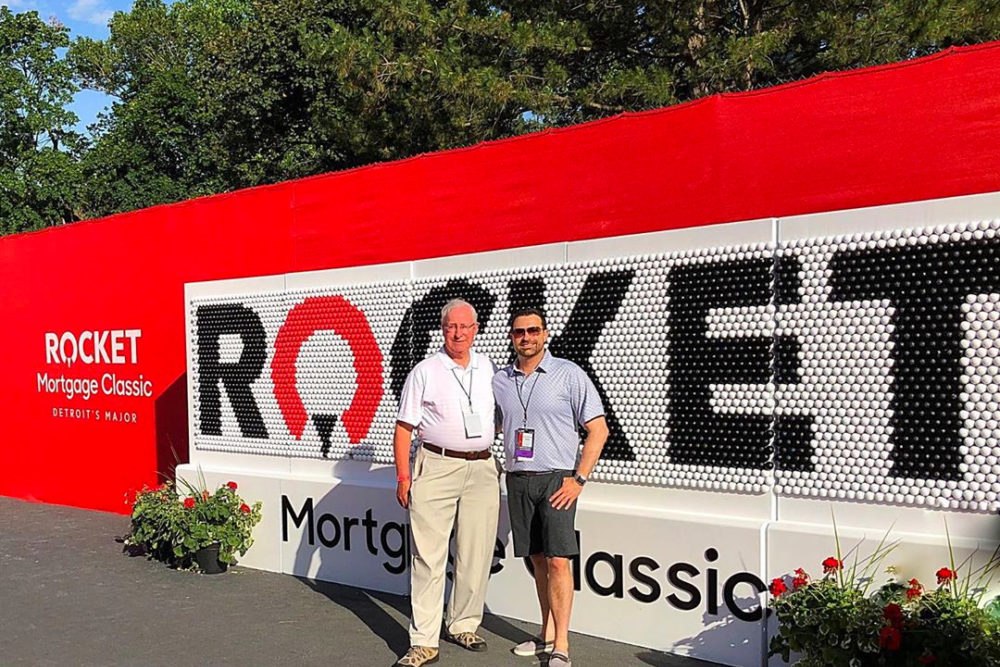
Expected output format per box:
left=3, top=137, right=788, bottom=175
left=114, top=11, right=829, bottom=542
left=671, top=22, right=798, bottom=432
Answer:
left=546, top=556, right=574, bottom=653
left=445, top=457, right=500, bottom=637
left=530, top=553, right=556, bottom=642
left=507, top=473, right=554, bottom=656
left=538, top=472, right=579, bottom=658
left=407, top=450, right=463, bottom=648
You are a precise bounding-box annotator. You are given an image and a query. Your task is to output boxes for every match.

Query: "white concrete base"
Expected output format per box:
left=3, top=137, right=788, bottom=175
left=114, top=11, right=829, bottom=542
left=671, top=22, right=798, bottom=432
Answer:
left=178, top=462, right=772, bottom=666
left=177, top=461, right=1000, bottom=667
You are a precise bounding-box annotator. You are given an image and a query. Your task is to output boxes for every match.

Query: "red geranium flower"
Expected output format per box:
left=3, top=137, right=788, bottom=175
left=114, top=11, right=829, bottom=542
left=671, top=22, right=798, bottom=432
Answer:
left=936, top=567, right=956, bottom=585
left=240, top=503, right=251, bottom=514
left=883, top=603, right=903, bottom=626
left=227, top=481, right=238, bottom=490
left=906, top=578, right=924, bottom=601
left=792, top=568, right=810, bottom=590
left=822, top=557, right=842, bottom=574
left=769, top=577, right=788, bottom=597
left=183, top=497, right=196, bottom=509
left=879, top=626, right=902, bottom=651
left=918, top=653, right=937, bottom=664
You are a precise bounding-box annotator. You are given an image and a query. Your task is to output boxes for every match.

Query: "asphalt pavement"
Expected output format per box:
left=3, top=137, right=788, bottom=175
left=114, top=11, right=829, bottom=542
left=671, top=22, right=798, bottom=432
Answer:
left=0, top=496, right=723, bottom=667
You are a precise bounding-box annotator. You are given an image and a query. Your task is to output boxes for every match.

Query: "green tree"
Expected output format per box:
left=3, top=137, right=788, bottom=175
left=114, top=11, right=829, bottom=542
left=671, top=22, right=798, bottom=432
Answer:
left=494, top=0, right=1000, bottom=118
left=669, top=0, right=1000, bottom=98
left=7, top=0, right=1000, bottom=227
left=69, top=0, right=234, bottom=216
left=0, top=8, right=84, bottom=235
left=70, top=0, right=593, bottom=215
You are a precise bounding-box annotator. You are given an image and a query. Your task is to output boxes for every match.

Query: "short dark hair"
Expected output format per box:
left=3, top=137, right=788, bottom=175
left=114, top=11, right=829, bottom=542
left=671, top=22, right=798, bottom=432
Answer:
left=509, top=307, right=547, bottom=330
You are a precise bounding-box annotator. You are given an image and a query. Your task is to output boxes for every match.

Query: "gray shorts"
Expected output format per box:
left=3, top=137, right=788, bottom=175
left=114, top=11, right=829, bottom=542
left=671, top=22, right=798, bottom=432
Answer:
left=505, top=470, right=578, bottom=558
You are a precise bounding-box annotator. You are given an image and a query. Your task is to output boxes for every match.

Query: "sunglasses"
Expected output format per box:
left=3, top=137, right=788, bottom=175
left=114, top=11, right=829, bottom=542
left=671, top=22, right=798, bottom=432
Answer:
left=510, top=326, right=544, bottom=337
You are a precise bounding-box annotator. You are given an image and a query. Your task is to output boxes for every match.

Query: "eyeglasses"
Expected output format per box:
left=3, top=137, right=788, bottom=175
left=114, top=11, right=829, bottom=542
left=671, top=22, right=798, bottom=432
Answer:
left=510, top=326, right=544, bottom=338
left=443, top=323, right=477, bottom=333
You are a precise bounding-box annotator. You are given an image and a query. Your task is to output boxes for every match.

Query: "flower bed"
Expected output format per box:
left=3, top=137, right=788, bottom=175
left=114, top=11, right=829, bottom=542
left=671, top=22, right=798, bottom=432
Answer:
left=768, top=525, right=1000, bottom=666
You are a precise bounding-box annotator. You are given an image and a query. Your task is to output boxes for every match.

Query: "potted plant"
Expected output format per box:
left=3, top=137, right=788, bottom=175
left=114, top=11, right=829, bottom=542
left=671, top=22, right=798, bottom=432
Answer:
left=768, top=518, right=1000, bottom=665
left=124, top=478, right=262, bottom=573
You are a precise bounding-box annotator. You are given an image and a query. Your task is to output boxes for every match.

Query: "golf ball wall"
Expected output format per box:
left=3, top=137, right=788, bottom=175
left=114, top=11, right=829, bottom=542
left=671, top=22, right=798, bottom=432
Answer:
left=187, top=219, right=1000, bottom=512
left=776, top=220, right=1000, bottom=510
left=191, top=281, right=412, bottom=460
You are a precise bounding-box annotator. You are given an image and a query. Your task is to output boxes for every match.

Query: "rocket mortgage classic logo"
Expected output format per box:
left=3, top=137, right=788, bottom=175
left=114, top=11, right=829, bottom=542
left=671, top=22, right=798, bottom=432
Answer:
left=37, top=328, right=153, bottom=424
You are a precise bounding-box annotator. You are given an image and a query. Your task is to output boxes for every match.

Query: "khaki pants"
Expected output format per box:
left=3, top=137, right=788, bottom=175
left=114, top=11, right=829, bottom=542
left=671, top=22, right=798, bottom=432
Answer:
left=408, top=446, right=501, bottom=647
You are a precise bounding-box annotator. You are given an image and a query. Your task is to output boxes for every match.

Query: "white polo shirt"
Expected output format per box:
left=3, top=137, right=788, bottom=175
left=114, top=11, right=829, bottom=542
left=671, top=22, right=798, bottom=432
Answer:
left=396, top=348, right=498, bottom=452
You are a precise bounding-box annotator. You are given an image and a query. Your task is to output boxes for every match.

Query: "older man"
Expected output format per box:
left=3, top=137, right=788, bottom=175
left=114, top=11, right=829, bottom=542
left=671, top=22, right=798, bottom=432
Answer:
left=493, top=307, right=609, bottom=667
left=392, top=298, right=501, bottom=667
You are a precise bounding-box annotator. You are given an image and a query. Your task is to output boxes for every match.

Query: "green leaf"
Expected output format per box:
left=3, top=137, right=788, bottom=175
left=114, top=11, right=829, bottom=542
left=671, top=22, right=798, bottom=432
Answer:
left=986, top=596, right=1000, bottom=621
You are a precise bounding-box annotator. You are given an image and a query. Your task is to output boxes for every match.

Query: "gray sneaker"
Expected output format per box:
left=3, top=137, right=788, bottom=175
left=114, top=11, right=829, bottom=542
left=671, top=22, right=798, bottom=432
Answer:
left=512, top=638, right=554, bottom=656
left=548, top=651, right=572, bottom=667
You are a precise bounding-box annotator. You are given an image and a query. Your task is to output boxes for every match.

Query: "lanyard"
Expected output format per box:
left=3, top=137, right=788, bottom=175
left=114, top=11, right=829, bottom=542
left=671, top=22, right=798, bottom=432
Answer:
left=450, top=366, right=473, bottom=407
left=515, top=371, right=540, bottom=427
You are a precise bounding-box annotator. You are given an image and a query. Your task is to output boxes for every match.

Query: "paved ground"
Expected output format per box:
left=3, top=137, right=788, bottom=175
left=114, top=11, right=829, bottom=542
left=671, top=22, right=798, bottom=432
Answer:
left=0, top=497, right=721, bottom=667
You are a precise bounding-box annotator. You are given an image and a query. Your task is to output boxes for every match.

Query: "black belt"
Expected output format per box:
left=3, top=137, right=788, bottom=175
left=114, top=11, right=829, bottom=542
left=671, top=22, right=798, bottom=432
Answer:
left=422, top=443, right=491, bottom=461
left=508, top=469, right=573, bottom=477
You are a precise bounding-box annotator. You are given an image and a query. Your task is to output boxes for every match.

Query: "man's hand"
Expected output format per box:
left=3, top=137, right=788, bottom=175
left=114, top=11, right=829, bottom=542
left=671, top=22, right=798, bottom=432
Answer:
left=549, top=477, right=583, bottom=510
left=396, top=479, right=411, bottom=509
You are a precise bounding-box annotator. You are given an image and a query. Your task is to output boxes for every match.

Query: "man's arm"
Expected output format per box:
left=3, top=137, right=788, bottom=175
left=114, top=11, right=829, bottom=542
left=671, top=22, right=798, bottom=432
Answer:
left=575, top=415, right=609, bottom=479
left=549, top=416, right=608, bottom=510
left=393, top=421, right=416, bottom=509
left=393, top=363, right=426, bottom=509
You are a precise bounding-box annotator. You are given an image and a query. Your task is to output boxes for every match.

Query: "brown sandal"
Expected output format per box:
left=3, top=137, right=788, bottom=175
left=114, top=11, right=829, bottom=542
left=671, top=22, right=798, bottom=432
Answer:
left=395, top=645, right=439, bottom=666
left=447, top=631, right=488, bottom=652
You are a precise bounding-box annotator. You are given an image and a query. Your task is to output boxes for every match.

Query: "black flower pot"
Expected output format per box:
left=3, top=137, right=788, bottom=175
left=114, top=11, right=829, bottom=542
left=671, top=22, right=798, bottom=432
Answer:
left=194, top=543, right=228, bottom=574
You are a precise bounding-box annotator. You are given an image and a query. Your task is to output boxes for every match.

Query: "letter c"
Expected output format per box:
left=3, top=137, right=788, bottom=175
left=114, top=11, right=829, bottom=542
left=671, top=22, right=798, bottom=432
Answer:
left=79, top=331, right=94, bottom=364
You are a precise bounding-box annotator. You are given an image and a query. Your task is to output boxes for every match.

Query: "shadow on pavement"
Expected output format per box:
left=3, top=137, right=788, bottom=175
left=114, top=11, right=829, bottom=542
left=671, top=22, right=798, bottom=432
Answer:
left=300, top=578, right=411, bottom=654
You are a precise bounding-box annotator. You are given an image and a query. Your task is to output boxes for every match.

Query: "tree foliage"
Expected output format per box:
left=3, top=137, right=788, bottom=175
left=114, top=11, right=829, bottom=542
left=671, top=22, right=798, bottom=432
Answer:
left=3, top=1, right=1000, bottom=230
left=0, top=8, right=84, bottom=235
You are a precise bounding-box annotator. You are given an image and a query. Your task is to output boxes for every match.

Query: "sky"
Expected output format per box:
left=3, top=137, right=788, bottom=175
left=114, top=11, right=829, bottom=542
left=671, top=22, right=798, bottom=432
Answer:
left=4, top=0, right=138, bottom=135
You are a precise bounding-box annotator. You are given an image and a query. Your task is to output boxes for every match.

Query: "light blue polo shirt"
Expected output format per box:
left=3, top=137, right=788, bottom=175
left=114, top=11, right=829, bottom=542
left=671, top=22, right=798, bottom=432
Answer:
left=492, top=351, right=605, bottom=472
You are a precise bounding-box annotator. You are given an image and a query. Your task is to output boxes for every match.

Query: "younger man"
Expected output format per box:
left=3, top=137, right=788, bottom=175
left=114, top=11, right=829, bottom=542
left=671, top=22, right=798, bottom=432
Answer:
left=492, top=308, right=609, bottom=667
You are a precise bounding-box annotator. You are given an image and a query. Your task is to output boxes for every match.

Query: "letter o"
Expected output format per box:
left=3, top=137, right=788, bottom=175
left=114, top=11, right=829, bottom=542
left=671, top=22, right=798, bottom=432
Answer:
left=317, top=514, right=341, bottom=548
left=59, top=332, right=78, bottom=365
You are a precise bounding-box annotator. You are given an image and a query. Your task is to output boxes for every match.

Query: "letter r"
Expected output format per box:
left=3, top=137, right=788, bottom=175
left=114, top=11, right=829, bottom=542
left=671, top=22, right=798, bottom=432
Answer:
left=45, top=333, right=58, bottom=363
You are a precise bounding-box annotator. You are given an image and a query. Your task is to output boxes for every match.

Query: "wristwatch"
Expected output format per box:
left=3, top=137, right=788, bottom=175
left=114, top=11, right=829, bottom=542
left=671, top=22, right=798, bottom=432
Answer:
left=573, top=473, right=588, bottom=486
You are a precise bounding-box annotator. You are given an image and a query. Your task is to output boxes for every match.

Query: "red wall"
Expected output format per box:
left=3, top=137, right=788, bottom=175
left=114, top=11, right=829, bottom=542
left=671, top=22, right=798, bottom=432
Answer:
left=4, top=42, right=1000, bottom=514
